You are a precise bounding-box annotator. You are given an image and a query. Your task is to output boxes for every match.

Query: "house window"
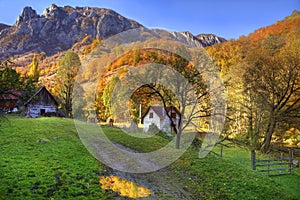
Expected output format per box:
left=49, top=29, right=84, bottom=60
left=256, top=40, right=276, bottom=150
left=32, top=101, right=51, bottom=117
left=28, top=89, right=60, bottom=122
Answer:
left=149, top=112, right=153, bottom=118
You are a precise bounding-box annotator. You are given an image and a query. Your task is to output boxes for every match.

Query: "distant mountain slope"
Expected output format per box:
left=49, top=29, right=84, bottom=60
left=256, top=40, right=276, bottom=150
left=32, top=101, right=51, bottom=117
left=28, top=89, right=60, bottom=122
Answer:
left=245, top=10, right=300, bottom=42
left=169, top=31, right=226, bottom=48
left=196, top=33, right=227, bottom=47
left=205, top=10, right=300, bottom=73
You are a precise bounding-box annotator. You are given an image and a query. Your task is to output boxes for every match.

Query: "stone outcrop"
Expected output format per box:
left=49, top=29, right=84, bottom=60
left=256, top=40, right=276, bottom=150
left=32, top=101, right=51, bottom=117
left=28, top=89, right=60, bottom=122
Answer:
left=0, top=4, right=142, bottom=57
left=15, top=6, right=40, bottom=25
left=196, top=34, right=227, bottom=47
left=0, top=4, right=226, bottom=58
left=0, top=23, right=11, bottom=32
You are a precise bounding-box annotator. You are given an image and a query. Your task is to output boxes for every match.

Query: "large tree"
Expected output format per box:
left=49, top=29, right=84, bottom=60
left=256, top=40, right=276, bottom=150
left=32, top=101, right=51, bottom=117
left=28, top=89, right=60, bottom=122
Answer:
left=55, top=50, right=81, bottom=118
left=0, top=67, right=22, bottom=93
left=0, top=60, right=31, bottom=96
left=109, top=48, right=224, bottom=150
left=244, top=32, right=300, bottom=152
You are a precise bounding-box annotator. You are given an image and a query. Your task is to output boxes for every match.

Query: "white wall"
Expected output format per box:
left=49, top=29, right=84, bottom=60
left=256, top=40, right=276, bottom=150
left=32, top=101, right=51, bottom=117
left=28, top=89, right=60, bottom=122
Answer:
left=143, top=108, right=161, bottom=132
left=143, top=108, right=181, bottom=132
left=27, top=104, right=57, bottom=118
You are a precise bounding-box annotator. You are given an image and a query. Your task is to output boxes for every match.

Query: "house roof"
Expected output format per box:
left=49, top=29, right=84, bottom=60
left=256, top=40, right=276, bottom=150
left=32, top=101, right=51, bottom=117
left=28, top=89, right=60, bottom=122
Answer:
left=0, top=89, right=22, bottom=100
left=142, top=106, right=180, bottom=120
left=24, top=86, right=58, bottom=106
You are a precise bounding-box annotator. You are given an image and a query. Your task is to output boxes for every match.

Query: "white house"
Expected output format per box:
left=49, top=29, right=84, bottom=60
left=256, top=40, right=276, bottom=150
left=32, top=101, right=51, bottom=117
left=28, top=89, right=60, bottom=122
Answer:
left=24, top=86, right=58, bottom=118
left=142, top=106, right=181, bottom=132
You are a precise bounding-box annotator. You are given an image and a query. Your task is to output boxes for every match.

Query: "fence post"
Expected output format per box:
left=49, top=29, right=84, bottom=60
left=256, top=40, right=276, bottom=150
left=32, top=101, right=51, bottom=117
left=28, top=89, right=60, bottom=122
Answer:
left=267, top=154, right=270, bottom=176
left=251, top=150, right=256, bottom=170
left=280, top=152, right=283, bottom=174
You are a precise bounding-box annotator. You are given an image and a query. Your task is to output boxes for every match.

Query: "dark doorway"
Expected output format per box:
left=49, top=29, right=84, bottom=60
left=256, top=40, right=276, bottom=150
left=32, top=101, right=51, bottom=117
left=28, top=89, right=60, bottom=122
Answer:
left=40, top=109, right=45, bottom=116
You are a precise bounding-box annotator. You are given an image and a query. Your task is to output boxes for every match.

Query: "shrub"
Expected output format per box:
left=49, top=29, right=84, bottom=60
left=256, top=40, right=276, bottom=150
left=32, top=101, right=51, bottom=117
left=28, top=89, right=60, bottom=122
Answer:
left=156, top=131, right=173, bottom=141
left=147, top=123, right=160, bottom=134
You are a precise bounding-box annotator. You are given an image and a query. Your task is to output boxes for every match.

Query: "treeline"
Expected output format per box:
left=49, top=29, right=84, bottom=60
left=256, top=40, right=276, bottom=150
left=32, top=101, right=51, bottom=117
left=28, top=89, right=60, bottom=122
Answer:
left=205, top=11, right=300, bottom=152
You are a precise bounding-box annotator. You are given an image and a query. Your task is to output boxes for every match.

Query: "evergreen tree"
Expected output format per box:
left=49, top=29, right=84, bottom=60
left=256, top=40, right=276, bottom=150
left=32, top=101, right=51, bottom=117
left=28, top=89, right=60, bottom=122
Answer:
left=28, top=54, right=40, bottom=81
left=0, top=60, right=22, bottom=93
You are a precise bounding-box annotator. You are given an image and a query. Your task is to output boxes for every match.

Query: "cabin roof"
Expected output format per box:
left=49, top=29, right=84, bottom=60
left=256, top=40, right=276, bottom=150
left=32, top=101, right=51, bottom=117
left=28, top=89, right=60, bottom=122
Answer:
left=142, top=106, right=180, bottom=120
left=0, top=89, right=22, bottom=100
left=24, top=86, right=58, bottom=106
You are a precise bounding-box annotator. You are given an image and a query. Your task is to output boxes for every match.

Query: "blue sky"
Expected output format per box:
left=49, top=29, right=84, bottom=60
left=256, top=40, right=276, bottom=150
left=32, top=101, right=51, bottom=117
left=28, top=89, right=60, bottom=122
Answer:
left=0, top=0, right=299, bottom=39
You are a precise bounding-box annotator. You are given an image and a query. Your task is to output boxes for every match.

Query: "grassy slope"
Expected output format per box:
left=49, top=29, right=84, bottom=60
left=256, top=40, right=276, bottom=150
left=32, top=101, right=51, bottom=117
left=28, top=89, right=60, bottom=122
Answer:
left=175, top=146, right=300, bottom=200
left=0, top=117, right=110, bottom=200
left=0, top=117, right=299, bottom=199
left=216, top=145, right=300, bottom=199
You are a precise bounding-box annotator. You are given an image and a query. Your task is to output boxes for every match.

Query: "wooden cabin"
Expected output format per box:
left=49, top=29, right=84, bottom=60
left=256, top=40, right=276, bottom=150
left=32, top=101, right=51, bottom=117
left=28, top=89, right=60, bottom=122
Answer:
left=0, top=89, right=22, bottom=113
left=24, top=86, right=58, bottom=118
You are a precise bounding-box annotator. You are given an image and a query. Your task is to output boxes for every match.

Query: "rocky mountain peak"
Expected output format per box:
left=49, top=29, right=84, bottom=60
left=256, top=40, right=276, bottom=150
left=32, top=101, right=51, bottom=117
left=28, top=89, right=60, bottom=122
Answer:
left=0, top=23, right=10, bottom=32
left=42, top=4, right=67, bottom=19
left=50, top=3, right=59, bottom=10
left=181, top=31, right=195, bottom=38
left=170, top=31, right=226, bottom=48
left=291, top=9, right=300, bottom=17
left=196, top=34, right=226, bottom=47
left=0, top=4, right=226, bottom=58
left=0, top=4, right=143, bottom=57
left=15, top=6, right=39, bottom=25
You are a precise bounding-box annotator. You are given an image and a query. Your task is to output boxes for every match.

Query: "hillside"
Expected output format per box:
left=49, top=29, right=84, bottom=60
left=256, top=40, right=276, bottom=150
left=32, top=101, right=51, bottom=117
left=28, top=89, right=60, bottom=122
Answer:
left=0, top=4, right=228, bottom=98
left=0, top=117, right=298, bottom=199
left=243, top=9, right=300, bottom=42
left=0, top=4, right=227, bottom=92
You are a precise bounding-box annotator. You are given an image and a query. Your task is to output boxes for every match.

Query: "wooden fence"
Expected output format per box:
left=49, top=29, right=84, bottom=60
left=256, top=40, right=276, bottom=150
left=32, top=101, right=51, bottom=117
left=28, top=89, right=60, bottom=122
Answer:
left=251, top=149, right=294, bottom=176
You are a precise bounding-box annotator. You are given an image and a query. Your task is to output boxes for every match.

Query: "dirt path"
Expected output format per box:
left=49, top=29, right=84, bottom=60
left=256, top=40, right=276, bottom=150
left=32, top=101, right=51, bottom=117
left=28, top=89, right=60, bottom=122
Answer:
left=94, top=142, right=196, bottom=199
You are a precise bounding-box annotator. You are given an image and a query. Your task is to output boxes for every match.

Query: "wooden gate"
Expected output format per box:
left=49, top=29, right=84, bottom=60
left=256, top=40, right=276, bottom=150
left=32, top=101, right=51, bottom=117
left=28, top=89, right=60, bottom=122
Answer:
left=251, top=149, right=294, bottom=176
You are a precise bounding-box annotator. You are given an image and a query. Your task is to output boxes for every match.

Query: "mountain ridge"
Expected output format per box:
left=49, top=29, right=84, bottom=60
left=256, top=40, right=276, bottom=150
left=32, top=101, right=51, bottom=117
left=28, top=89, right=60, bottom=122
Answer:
left=0, top=23, right=10, bottom=32
left=0, top=4, right=143, bottom=58
left=0, top=4, right=226, bottom=59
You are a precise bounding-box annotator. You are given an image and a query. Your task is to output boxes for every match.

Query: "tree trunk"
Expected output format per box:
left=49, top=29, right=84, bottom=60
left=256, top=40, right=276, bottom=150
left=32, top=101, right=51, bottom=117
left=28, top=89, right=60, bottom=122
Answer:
left=261, top=116, right=276, bottom=153
left=253, top=105, right=263, bottom=150
left=175, top=130, right=181, bottom=149
left=248, top=108, right=254, bottom=147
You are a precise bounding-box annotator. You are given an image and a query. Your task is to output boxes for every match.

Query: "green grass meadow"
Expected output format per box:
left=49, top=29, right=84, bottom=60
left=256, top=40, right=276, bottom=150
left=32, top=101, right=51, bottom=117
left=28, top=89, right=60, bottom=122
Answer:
left=0, top=117, right=110, bottom=199
left=0, top=116, right=299, bottom=199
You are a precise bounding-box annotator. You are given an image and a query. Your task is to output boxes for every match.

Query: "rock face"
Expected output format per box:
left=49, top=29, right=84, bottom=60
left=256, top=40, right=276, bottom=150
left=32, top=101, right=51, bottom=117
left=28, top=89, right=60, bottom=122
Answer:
left=196, top=34, right=227, bottom=47
left=0, top=23, right=11, bottom=32
left=15, top=6, right=40, bottom=25
left=0, top=4, right=142, bottom=57
left=169, top=31, right=226, bottom=48
left=0, top=4, right=226, bottom=58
